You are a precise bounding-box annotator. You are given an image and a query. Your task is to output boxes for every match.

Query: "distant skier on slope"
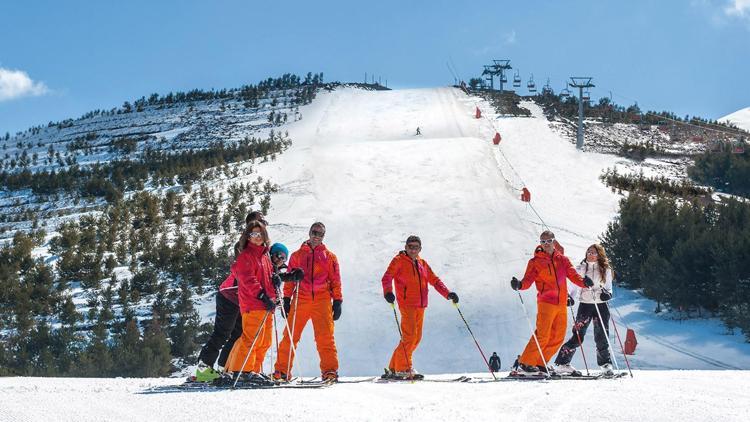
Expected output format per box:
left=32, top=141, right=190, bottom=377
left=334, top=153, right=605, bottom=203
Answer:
left=553, top=243, right=615, bottom=376
left=489, top=352, right=501, bottom=372
left=510, top=230, right=592, bottom=376
left=415, top=127, right=421, bottom=136
left=381, top=235, right=459, bottom=380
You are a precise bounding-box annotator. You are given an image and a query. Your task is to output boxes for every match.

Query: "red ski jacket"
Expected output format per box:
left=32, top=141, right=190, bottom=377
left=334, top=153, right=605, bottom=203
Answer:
left=381, top=251, right=450, bottom=308
left=520, top=247, right=586, bottom=306
left=231, top=243, right=276, bottom=312
left=283, top=242, right=342, bottom=302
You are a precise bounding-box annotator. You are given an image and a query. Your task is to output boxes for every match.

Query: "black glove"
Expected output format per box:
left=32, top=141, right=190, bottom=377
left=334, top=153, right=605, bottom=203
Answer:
left=510, top=277, right=521, bottom=291
left=257, top=290, right=276, bottom=311
left=566, top=294, right=575, bottom=307
left=384, top=292, right=395, bottom=304
left=289, top=268, right=304, bottom=281
left=583, top=275, right=594, bottom=287
left=283, top=297, right=291, bottom=316
left=332, top=300, right=342, bottom=321
left=447, top=292, right=459, bottom=303
left=272, top=273, right=282, bottom=289
left=600, top=289, right=612, bottom=302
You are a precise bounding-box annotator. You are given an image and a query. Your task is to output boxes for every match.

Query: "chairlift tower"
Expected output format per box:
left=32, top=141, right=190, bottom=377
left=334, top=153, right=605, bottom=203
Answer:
left=492, top=60, right=512, bottom=93
left=482, top=65, right=496, bottom=90
left=569, top=77, right=595, bottom=149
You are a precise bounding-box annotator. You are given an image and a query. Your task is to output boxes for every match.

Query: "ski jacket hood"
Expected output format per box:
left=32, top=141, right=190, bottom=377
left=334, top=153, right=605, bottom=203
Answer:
left=231, top=243, right=276, bottom=312
left=283, top=241, right=342, bottom=302
left=520, top=246, right=586, bottom=306
left=381, top=251, right=450, bottom=308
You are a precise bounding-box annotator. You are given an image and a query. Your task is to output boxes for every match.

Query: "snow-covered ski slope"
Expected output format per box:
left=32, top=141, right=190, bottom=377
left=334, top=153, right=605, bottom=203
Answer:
left=720, top=106, right=750, bottom=132
left=4, top=87, right=750, bottom=422
left=247, top=87, right=750, bottom=375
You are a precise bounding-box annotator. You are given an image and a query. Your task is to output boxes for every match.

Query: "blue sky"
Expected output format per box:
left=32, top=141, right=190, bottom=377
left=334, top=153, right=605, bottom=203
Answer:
left=1, top=0, right=748, bottom=135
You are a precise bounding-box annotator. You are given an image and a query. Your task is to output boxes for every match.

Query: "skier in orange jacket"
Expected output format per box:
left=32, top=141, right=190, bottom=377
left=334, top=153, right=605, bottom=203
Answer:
left=273, top=222, right=342, bottom=382
left=510, top=230, right=592, bottom=376
left=381, top=235, right=459, bottom=379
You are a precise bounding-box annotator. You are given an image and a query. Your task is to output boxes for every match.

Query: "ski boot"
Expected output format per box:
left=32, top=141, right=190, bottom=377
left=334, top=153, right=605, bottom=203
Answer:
left=600, top=363, right=615, bottom=377
left=553, top=363, right=582, bottom=377
left=272, top=370, right=290, bottom=382
left=322, top=370, right=339, bottom=383
left=195, top=362, right=221, bottom=383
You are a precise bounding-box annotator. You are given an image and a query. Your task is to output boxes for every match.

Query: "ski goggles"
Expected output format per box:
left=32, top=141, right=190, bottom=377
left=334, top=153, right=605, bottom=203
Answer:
left=539, top=238, right=555, bottom=245
left=248, top=232, right=263, bottom=239
left=310, top=230, right=325, bottom=238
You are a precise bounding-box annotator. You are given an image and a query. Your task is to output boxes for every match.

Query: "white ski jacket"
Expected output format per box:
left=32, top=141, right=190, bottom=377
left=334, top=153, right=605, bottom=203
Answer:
left=571, top=261, right=613, bottom=304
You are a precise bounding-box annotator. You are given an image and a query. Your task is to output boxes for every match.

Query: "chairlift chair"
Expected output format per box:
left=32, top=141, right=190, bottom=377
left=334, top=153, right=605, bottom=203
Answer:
left=513, top=71, right=521, bottom=88
left=527, top=74, right=537, bottom=93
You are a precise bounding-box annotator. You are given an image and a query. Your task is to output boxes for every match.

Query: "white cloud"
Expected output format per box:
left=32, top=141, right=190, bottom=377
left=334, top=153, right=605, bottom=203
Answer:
left=0, top=67, right=49, bottom=102
left=725, top=0, right=750, bottom=16
left=504, top=30, right=517, bottom=45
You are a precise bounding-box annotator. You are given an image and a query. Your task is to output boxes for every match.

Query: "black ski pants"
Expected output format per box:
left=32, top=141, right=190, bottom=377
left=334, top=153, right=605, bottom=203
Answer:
left=198, top=292, right=243, bottom=368
left=554, top=302, right=612, bottom=366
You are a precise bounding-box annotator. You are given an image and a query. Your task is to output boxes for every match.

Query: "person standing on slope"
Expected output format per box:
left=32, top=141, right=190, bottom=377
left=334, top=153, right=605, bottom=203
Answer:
left=553, top=243, right=615, bottom=376
left=381, top=235, right=459, bottom=379
left=489, top=352, right=501, bottom=372
left=224, top=220, right=278, bottom=375
left=195, top=211, right=268, bottom=382
left=510, top=230, right=592, bottom=376
left=273, top=222, right=343, bottom=382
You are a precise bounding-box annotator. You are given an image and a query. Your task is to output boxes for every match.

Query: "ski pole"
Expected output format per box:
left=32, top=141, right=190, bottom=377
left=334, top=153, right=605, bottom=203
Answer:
left=604, top=301, right=634, bottom=378
left=277, top=285, right=305, bottom=380
left=453, top=303, right=496, bottom=380
left=285, top=284, right=301, bottom=377
left=390, top=303, right=412, bottom=377
left=592, top=296, right=632, bottom=376
left=568, top=303, right=590, bottom=376
left=515, top=290, right=549, bottom=373
left=232, top=309, right=271, bottom=389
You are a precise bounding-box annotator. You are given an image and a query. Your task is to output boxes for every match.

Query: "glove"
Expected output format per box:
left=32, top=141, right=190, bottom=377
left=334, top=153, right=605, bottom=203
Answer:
left=447, top=292, right=459, bottom=304
left=583, top=275, right=594, bottom=287
left=290, top=268, right=304, bottom=281
left=510, top=277, right=521, bottom=291
left=566, top=294, right=575, bottom=307
left=600, top=289, right=612, bottom=302
left=283, top=297, right=291, bottom=316
left=257, top=291, right=276, bottom=311
left=384, top=292, right=395, bottom=304
left=272, top=273, right=282, bottom=289
left=332, top=300, right=342, bottom=321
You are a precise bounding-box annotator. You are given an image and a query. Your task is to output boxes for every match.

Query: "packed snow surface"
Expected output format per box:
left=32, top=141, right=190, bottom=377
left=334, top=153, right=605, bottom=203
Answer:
left=720, top=106, right=750, bottom=132
left=1, top=372, right=748, bottom=422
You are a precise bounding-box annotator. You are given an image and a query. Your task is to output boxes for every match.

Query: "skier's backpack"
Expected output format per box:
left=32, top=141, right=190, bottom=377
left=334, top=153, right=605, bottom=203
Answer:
left=624, top=328, right=638, bottom=355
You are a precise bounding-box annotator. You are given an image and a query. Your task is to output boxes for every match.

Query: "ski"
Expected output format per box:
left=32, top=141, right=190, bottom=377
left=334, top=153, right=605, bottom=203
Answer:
left=376, top=375, right=471, bottom=383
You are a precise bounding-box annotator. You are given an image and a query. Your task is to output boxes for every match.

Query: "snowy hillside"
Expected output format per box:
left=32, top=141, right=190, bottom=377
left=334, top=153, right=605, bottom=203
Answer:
left=216, top=86, right=750, bottom=376
left=720, top=107, right=750, bottom=132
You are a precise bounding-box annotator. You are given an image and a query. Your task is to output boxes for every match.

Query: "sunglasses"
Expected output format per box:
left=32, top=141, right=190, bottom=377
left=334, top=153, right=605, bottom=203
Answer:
left=586, top=251, right=599, bottom=256
left=539, top=238, right=555, bottom=245
left=273, top=253, right=287, bottom=261
left=406, top=244, right=421, bottom=250
left=310, top=230, right=325, bottom=238
left=247, top=232, right=263, bottom=239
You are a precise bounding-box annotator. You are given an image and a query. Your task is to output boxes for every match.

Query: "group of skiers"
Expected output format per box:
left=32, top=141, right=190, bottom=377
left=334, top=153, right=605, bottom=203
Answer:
left=195, top=212, right=614, bottom=383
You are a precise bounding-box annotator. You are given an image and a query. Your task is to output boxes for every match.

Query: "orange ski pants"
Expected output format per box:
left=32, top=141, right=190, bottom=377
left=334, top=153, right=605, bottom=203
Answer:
left=225, top=310, right=273, bottom=372
left=389, top=306, right=425, bottom=372
left=274, top=295, right=338, bottom=376
left=519, top=301, right=567, bottom=367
